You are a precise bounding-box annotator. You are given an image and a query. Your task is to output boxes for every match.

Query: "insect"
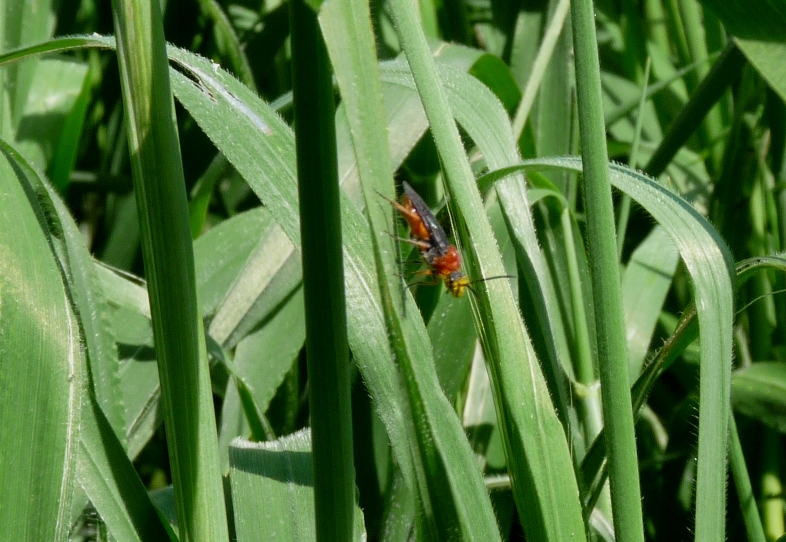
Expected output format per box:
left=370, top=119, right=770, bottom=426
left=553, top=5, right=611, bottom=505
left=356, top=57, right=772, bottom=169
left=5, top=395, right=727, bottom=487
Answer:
left=383, top=181, right=509, bottom=298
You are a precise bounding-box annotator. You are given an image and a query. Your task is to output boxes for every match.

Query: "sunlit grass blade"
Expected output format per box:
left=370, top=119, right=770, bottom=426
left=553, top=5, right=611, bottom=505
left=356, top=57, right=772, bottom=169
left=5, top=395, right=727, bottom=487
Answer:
left=0, top=0, right=51, bottom=138
left=395, top=58, right=585, bottom=539
left=229, top=431, right=365, bottom=540
left=621, top=227, right=679, bottom=377
left=320, top=0, right=503, bottom=538
left=510, top=0, right=570, bottom=142
left=0, top=135, right=127, bottom=453
left=5, top=4, right=785, bottom=539
left=571, top=0, right=644, bottom=537
left=208, top=222, right=300, bottom=349
left=0, top=139, right=82, bottom=540
left=159, top=34, right=427, bottom=538
left=481, top=157, right=735, bottom=539
left=109, top=0, right=229, bottom=537
left=387, top=2, right=586, bottom=540
left=39, top=171, right=126, bottom=447
left=6, top=147, right=163, bottom=538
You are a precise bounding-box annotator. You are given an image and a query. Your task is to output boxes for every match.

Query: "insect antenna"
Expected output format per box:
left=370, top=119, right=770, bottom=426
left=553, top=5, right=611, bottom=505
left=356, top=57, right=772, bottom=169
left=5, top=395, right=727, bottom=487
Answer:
left=463, top=274, right=517, bottom=298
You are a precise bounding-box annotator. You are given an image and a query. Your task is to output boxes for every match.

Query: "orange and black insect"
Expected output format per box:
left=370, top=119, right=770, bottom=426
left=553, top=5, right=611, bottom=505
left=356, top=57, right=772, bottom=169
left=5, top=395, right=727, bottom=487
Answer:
left=384, top=182, right=510, bottom=298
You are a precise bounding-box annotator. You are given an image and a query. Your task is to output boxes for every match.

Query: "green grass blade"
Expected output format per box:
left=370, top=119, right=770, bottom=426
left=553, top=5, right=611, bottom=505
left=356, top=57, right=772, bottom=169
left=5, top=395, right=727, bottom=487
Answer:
left=729, top=415, right=767, bottom=542
left=1, top=133, right=127, bottom=449
left=13, top=57, right=89, bottom=191
left=498, top=176, right=594, bottom=449
left=290, top=2, right=356, bottom=537
left=40, top=176, right=126, bottom=447
left=387, top=2, right=586, bottom=540
left=384, top=62, right=581, bottom=451
left=4, top=5, right=782, bottom=538
left=732, top=361, right=786, bottom=433
left=616, top=56, right=652, bottom=257
left=571, top=0, right=644, bottom=538
left=486, top=157, right=735, bottom=540
left=621, top=227, right=679, bottom=378
left=96, top=207, right=302, bottom=466
left=320, top=1, right=503, bottom=538
left=510, top=0, right=570, bottom=142
left=18, top=159, right=157, bottom=538
left=645, top=42, right=746, bottom=178
left=194, top=208, right=275, bottom=320
left=0, top=139, right=81, bottom=540
left=163, top=42, right=420, bottom=535
left=95, top=264, right=160, bottom=460
left=604, top=52, right=718, bottom=127
left=393, top=60, right=578, bottom=444
left=576, top=255, right=786, bottom=516
left=0, top=0, right=52, bottom=136
left=78, top=392, right=174, bottom=541
left=196, top=0, right=257, bottom=91
left=229, top=431, right=365, bottom=540
left=109, top=0, right=229, bottom=537
left=218, top=287, right=304, bottom=465
left=207, top=222, right=301, bottom=350
left=678, top=2, right=725, bottom=172
left=188, top=154, right=231, bottom=238
left=700, top=0, right=786, bottom=104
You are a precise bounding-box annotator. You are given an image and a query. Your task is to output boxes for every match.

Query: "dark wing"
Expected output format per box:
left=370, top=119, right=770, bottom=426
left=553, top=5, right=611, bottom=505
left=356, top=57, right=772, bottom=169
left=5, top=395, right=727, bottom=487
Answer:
left=402, top=182, right=450, bottom=253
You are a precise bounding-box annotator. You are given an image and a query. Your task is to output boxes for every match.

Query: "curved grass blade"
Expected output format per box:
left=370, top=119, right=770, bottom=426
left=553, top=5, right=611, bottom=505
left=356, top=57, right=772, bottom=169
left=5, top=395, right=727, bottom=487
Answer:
left=320, top=0, right=503, bottom=538
left=479, top=157, right=735, bottom=536
left=578, top=255, right=786, bottom=517
left=380, top=61, right=576, bottom=442
left=382, top=55, right=596, bottom=537
left=162, top=36, right=424, bottom=534
left=0, top=139, right=82, bottom=540
left=387, top=2, right=587, bottom=538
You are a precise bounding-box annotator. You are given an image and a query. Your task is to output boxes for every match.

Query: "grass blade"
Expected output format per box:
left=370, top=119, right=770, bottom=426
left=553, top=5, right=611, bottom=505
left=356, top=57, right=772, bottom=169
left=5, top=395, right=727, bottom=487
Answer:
left=483, top=157, right=735, bottom=539
left=387, top=2, right=586, bottom=539
left=229, top=431, right=365, bottom=540
left=0, top=139, right=82, bottom=540
left=320, top=0, right=503, bottom=538
left=109, top=0, right=229, bottom=537
left=645, top=43, right=746, bottom=178
left=290, top=1, right=356, bottom=537
left=571, top=1, right=644, bottom=538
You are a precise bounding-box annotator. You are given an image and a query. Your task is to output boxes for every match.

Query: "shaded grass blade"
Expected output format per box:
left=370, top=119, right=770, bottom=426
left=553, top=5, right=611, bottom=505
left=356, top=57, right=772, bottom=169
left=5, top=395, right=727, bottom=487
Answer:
left=645, top=42, right=746, bottom=178
left=290, top=1, right=356, bottom=538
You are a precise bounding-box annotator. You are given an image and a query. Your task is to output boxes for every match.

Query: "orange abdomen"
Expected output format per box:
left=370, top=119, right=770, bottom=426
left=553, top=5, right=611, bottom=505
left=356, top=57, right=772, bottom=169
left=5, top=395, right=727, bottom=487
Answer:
left=401, top=196, right=431, bottom=241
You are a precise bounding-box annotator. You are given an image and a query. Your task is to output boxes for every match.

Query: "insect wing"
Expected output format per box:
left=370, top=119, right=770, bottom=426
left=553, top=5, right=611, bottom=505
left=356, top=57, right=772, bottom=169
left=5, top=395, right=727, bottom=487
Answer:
left=402, top=182, right=451, bottom=253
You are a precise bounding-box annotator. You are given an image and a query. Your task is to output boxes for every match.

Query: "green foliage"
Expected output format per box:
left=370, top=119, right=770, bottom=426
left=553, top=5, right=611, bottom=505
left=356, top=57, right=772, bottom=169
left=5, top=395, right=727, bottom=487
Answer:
left=1, top=0, right=785, bottom=540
